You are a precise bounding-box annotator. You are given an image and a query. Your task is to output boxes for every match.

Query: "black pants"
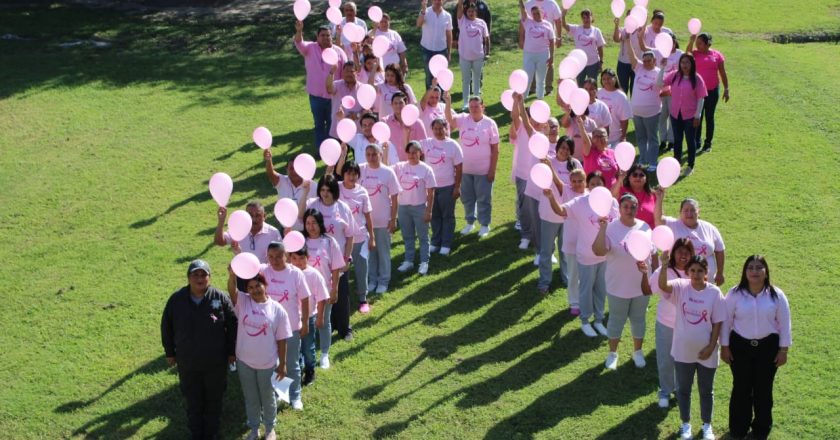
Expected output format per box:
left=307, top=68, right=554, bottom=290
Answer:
left=695, top=86, right=720, bottom=147
left=617, top=61, right=635, bottom=97
left=728, top=332, right=779, bottom=439
left=178, top=365, right=228, bottom=440
left=330, top=272, right=352, bottom=337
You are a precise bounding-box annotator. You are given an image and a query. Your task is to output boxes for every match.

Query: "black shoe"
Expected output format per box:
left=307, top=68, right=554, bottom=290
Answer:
left=702, top=142, right=712, bottom=152
left=658, top=141, right=667, bottom=152
left=666, top=142, right=674, bottom=152
left=302, top=368, right=315, bottom=386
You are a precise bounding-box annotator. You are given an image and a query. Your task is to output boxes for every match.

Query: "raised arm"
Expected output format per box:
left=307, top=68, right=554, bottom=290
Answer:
left=639, top=262, right=653, bottom=295
left=294, top=20, right=303, bottom=43
left=577, top=116, right=592, bottom=157
left=416, top=0, right=427, bottom=28
left=326, top=64, right=337, bottom=95
left=611, top=170, right=626, bottom=197
left=336, top=141, right=349, bottom=176
left=657, top=251, right=674, bottom=294
left=227, top=266, right=239, bottom=306
left=625, top=36, right=640, bottom=70
left=518, top=0, right=526, bottom=21
left=653, top=187, right=665, bottom=226
left=214, top=206, right=228, bottom=246
left=420, top=78, right=438, bottom=110
left=686, top=34, right=696, bottom=53
left=297, top=180, right=312, bottom=220
left=264, top=149, right=281, bottom=187
left=457, top=0, right=465, bottom=20
left=560, top=8, right=571, bottom=32
left=612, top=17, right=621, bottom=42
left=443, top=90, right=456, bottom=128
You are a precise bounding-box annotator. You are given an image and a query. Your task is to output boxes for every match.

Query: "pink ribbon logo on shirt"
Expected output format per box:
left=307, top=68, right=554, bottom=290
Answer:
left=429, top=153, right=446, bottom=164
left=209, top=313, right=217, bottom=323
left=369, top=184, right=383, bottom=196
left=682, top=303, right=709, bottom=325
left=578, top=35, right=594, bottom=47
left=313, top=256, right=322, bottom=268
left=640, top=84, right=654, bottom=92
left=528, top=27, right=546, bottom=40
left=697, top=244, right=709, bottom=256
left=243, top=314, right=269, bottom=336
left=277, top=290, right=289, bottom=303
left=327, top=224, right=335, bottom=234
left=463, top=135, right=480, bottom=147
left=352, top=205, right=360, bottom=215
left=402, top=177, right=420, bottom=191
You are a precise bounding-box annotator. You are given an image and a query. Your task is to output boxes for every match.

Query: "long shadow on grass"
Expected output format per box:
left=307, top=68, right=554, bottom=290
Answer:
left=594, top=402, right=671, bottom=440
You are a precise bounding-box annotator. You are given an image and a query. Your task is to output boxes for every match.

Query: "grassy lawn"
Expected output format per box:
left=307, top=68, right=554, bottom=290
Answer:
left=1, top=1, right=839, bottom=438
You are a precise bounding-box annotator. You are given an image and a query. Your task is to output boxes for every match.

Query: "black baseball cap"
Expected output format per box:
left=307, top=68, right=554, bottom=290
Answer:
left=187, top=259, right=211, bottom=276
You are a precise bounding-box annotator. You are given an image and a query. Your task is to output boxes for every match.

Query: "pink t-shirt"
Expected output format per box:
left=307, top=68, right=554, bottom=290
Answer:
left=595, top=89, right=632, bottom=144
left=512, top=125, right=538, bottom=181
left=454, top=113, right=500, bottom=175
left=525, top=0, right=562, bottom=23
left=357, top=68, right=385, bottom=86
left=692, top=49, right=725, bottom=91
left=339, top=183, right=373, bottom=243
left=651, top=267, right=686, bottom=328
left=234, top=294, right=292, bottom=370
left=565, top=116, right=598, bottom=161
left=631, top=65, right=662, bottom=117
left=560, top=189, right=587, bottom=254
left=583, top=147, right=619, bottom=189
left=458, top=17, right=489, bottom=61
left=306, top=198, right=356, bottom=253
left=604, top=219, right=652, bottom=298
left=521, top=18, right=555, bottom=53
left=421, top=102, right=452, bottom=136
left=383, top=115, right=428, bottom=164
left=665, top=279, right=726, bottom=368
left=420, top=137, right=463, bottom=187
left=561, top=194, right=618, bottom=265
left=373, top=29, right=407, bottom=68
left=617, top=29, right=643, bottom=64
left=223, top=224, right=282, bottom=263
left=294, top=40, right=348, bottom=99
left=394, top=161, right=437, bottom=206
left=305, top=235, right=345, bottom=291
left=618, top=188, right=656, bottom=228
left=329, top=80, right=362, bottom=139
left=260, top=265, right=311, bottom=331
left=377, top=83, right=417, bottom=118
left=587, top=99, right=612, bottom=129
left=359, top=164, right=401, bottom=228
left=665, top=71, right=708, bottom=120
left=301, top=266, right=329, bottom=317
left=538, top=184, right=564, bottom=223
left=550, top=158, right=582, bottom=186
left=664, top=217, right=725, bottom=280
left=568, top=25, right=605, bottom=65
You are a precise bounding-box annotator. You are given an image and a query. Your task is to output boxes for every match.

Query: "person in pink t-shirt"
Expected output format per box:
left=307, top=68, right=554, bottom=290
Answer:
left=658, top=54, right=708, bottom=175
left=625, top=36, right=662, bottom=170
left=370, top=13, right=408, bottom=75
left=596, top=69, right=632, bottom=147
left=420, top=118, right=463, bottom=254
left=519, top=0, right=555, bottom=99
left=581, top=78, right=613, bottom=130
left=420, top=83, right=454, bottom=136
left=264, top=149, right=305, bottom=231
left=544, top=169, right=587, bottom=314
left=354, top=46, right=384, bottom=86
left=294, top=20, right=348, bottom=150
left=593, top=194, right=653, bottom=371
left=226, top=270, right=291, bottom=436
left=394, top=141, right=438, bottom=275
left=375, top=64, right=417, bottom=119
left=456, top=1, right=490, bottom=110
left=611, top=164, right=657, bottom=228
left=686, top=32, right=729, bottom=153
left=581, top=126, right=619, bottom=189
left=326, top=62, right=363, bottom=140
left=509, top=92, right=542, bottom=253
left=658, top=254, right=726, bottom=440
left=561, top=7, right=606, bottom=86
left=383, top=92, right=427, bottom=165
left=332, top=161, right=374, bottom=312
left=561, top=108, right=597, bottom=161
left=288, top=248, right=329, bottom=387
left=640, top=238, right=695, bottom=408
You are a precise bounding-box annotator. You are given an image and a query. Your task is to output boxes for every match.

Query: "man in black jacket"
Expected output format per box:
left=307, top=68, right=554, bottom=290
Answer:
left=161, top=260, right=237, bottom=440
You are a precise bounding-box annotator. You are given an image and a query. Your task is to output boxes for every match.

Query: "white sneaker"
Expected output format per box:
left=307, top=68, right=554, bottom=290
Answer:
left=683, top=166, right=694, bottom=177
left=291, top=399, right=304, bottom=411
left=460, top=224, right=475, bottom=235
left=245, top=428, right=259, bottom=440
left=593, top=322, right=609, bottom=337
left=679, top=423, right=692, bottom=439
left=429, top=245, right=439, bottom=253
left=418, top=262, right=429, bottom=275
left=632, top=350, right=647, bottom=368
left=375, top=284, right=387, bottom=294
left=658, top=397, right=669, bottom=408
left=581, top=323, right=597, bottom=337
left=478, top=225, right=491, bottom=237
left=605, top=352, right=618, bottom=370
left=514, top=221, right=522, bottom=231
left=551, top=255, right=558, bottom=264
left=533, top=254, right=540, bottom=266
left=265, top=430, right=277, bottom=440
left=320, top=354, right=330, bottom=369
left=701, top=423, right=715, bottom=440
left=518, top=238, right=530, bottom=250
left=439, top=247, right=451, bottom=255
left=397, top=261, right=414, bottom=272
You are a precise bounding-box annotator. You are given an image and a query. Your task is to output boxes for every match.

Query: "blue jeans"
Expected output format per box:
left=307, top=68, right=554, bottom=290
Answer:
left=523, top=50, right=549, bottom=99
left=515, top=178, right=535, bottom=243
left=368, top=227, right=392, bottom=289
left=659, top=96, right=674, bottom=143
left=672, top=114, right=698, bottom=168
left=236, top=360, right=277, bottom=431
left=461, top=173, right=492, bottom=226
left=300, top=314, right=317, bottom=371
left=308, top=94, right=331, bottom=151
left=316, top=303, right=332, bottom=355
left=431, top=184, right=456, bottom=248
left=538, top=221, right=567, bottom=290
left=616, top=61, right=635, bottom=97
left=577, top=261, right=607, bottom=324
left=398, top=204, right=430, bottom=264
left=422, top=46, right=449, bottom=90
left=564, top=252, right=579, bottom=308
left=459, top=57, right=484, bottom=106
left=285, top=331, right=302, bottom=402
left=352, top=241, right=368, bottom=302
left=634, top=114, right=661, bottom=165
left=695, top=86, right=720, bottom=147
left=656, top=320, right=677, bottom=399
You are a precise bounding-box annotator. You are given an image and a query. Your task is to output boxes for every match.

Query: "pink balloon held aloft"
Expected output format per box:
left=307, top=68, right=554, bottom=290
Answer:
left=624, top=15, right=640, bottom=34
left=652, top=225, right=675, bottom=252
left=252, top=126, right=272, bottom=149
left=228, top=210, right=253, bottom=242
left=320, top=138, right=342, bottom=166
left=509, top=69, right=529, bottom=95
left=326, top=6, right=342, bottom=26
left=630, top=5, right=647, bottom=24
left=343, top=22, right=365, bottom=43
left=558, top=79, right=577, bottom=104
left=293, top=0, right=311, bottom=21
left=569, top=88, right=590, bottom=115
left=372, top=35, right=390, bottom=58
left=437, top=68, right=454, bottom=91
left=336, top=118, right=357, bottom=143
left=656, top=157, right=681, bottom=188
left=610, top=0, right=625, bottom=18
left=341, top=95, right=356, bottom=110
left=368, top=6, right=383, bottom=22
left=231, top=252, right=261, bottom=279
left=655, top=32, right=674, bottom=57
left=328, top=0, right=341, bottom=8
left=274, top=198, right=300, bottom=229
left=501, top=89, right=515, bottom=111
left=529, top=100, right=551, bottom=124
left=321, top=48, right=339, bottom=65
left=614, top=141, right=636, bottom=171
left=688, top=18, right=702, bottom=35
left=558, top=57, right=582, bottom=80
left=568, top=49, right=588, bottom=68
left=530, top=163, right=554, bottom=190
left=357, top=84, right=376, bottom=109
left=588, top=186, right=614, bottom=217
left=283, top=231, right=306, bottom=253
left=626, top=229, right=653, bottom=261
left=429, top=54, right=449, bottom=77
left=634, top=0, right=648, bottom=7
left=209, top=172, right=233, bottom=207
left=372, top=121, right=391, bottom=143
left=401, top=104, right=420, bottom=126
left=562, top=0, right=576, bottom=10
left=528, top=132, right=550, bottom=159
left=294, top=153, right=317, bottom=181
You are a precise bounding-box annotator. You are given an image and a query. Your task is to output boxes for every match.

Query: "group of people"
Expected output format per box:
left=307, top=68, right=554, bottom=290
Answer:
left=160, top=2, right=789, bottom=440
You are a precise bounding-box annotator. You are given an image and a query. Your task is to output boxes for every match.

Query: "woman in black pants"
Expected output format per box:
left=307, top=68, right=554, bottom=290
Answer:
left=721, top=256, right=792, bottom=440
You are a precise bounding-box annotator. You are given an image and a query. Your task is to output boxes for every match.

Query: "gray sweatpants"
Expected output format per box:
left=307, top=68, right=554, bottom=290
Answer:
left=675, top=361, right=717, bottom=424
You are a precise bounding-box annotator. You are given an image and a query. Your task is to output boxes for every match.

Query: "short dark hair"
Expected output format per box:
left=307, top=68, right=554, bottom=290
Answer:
left=302, top=208, right=327, bottom=238
left=391, top=91, right=407, bottom=104
left=342, top=160, right=361, bottom=177
left=245, top=273, right=268, bottom=288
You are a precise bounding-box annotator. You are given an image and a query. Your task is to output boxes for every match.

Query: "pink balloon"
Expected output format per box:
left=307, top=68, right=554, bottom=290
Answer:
left=274, top=198, right=299, bottom=228
left=337, top=118, right=357, bottom=143
left=372, top=35, right=390, bottom=58
left=528, top=132, right=550, bottom=159
left=509, top=69, right=529, bottom=94
left=357, top=84, right=376, bottom=109
left=326, top=6, right=342, bottom=26
left=341, top=95, right=356, bottom=110
left=321, top=47, right=338, bottom=65
left=293, top=0, right=311, bottom=21
left=368, top=6, right=383, bottom=22
left=401, top=104, right=420, bottom=126
left=529, top=100, right=551, bottom=124
left=344, top=23, right=365, bottom=43
left=437, top=68, right=454, bottom=91
left=588, top=186, right=614, bottom=217
left=558, top=79, right=577, bottom=103
left=562, top=0, right=576, bottom=10
left=530, top=163, right=553, bottom=190
left=652, top=225, right=675, bottom=252
left=634, top=0, right=648, bottom=7
left=372, top=121, right=390, bottom=143
left=429, top=54, right=448, bottom=77
left=568, top=49, right=588, bottom=68
left=283, top=231, right=306, bottom=253
left=294, top=153, right=317, bottom=181
left=626, top=229, right=652, bottom=261
left=320, top=138, right=342, bottom=166
left=501, top=89, right=515, bottom=111
left=655, top=32, right=674, bottom=57
left=328, top=0, right=340, bottom=7
left=228, top=210, right=253, bottom=242
left=209, top=172, right=233, bottom=207
left=630, top=6, right=647, bottom=24
left=231, top=252, right=260, bottom=279
left=610, top=0, right=625, bottom=18
left=624, top=15, right=640, bottom=34
left=615, top=141, right=636, bottom=171
left=569, top=88, right=590, bottom=116
left=558, top=57, right=583, bottom=80
left=688, top=18, right=702, bottom=35
left=252, top=126, right=272, bottom=149
left=656, top=157, right=681, bottom=188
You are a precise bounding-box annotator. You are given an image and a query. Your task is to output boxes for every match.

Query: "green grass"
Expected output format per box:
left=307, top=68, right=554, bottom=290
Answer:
left=1, top=1, right=839, bottom=438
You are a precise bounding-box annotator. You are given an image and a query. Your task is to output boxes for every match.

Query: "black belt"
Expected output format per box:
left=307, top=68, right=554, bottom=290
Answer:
left=732, top=331, right=778, bottom=348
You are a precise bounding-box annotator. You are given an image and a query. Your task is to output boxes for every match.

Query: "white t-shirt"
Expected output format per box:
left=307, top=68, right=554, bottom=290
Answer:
left=595, top=88, right=633, bottom=144
left=604, top=219, right=652, bottom=298
left=664, top=217, right=725, bottom=280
